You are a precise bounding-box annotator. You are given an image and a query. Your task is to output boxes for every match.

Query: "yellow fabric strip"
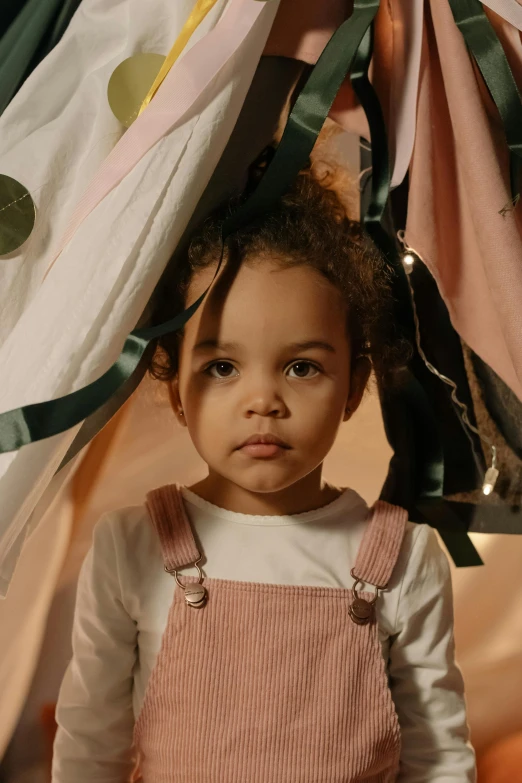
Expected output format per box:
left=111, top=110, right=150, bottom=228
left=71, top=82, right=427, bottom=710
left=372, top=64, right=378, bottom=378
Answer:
left=138, top=0, right=220, bottom=116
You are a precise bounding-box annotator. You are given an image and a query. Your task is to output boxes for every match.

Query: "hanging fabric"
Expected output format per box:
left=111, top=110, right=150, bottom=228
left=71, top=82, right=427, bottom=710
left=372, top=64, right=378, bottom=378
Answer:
left=405, top=0, right=522, bottom=405
left=0, top=0, right=280, bottom=596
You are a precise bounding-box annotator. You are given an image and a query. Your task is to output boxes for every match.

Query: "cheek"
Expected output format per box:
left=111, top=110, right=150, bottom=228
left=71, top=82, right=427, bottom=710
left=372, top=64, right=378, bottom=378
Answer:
left=186, top=407, right=229, bottom=461
left=183, top=379, right=229, bottom=428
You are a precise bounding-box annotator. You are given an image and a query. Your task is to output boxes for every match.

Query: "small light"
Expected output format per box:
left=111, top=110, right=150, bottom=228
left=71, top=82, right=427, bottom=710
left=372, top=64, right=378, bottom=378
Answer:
left=402, top=252, right=415, bottom=275
left=482, top=466, right=499, bottom=496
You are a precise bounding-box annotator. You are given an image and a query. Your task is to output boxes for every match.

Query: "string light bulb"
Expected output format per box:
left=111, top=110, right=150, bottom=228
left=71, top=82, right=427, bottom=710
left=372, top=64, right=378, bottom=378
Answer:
left=482, top=465, right=499, bottom=496
left=402, top=251, right=416, bottom=273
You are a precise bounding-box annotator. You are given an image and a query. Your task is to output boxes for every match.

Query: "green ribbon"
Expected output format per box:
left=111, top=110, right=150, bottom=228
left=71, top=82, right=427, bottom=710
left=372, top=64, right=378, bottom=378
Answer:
left=223, top=0, right=381, bottom=235
left=0, top=0, right=380, bottom=454
left=350, top=16, right=482, bottom=567
left=349, top=24, right=390, bottom=235
left=449, top=0, right=522, bottom=201
left=0, top=0, right=65, bottom=115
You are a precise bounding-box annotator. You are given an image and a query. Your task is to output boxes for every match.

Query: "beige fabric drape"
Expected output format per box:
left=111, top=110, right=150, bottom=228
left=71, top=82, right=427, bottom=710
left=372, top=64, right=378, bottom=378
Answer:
left=0, top=484, right=73, bottom=760
left=0, top=404, right=131, bottom=771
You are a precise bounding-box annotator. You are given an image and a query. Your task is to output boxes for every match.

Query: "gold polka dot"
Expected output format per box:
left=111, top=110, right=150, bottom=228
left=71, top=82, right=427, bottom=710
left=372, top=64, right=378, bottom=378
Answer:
left=0, top=174, right=36, bottom=256
left=108, top=53, right=167, bottom=127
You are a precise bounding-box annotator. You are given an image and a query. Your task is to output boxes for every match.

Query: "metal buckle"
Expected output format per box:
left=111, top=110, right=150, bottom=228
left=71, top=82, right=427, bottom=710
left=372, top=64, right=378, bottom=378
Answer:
left=165, top=557, right=207, bottom=609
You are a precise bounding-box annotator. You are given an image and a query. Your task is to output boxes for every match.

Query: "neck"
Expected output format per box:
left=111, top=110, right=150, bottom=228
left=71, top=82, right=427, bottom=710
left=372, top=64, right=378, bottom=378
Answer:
left=187, top=467, right=342, bottom=516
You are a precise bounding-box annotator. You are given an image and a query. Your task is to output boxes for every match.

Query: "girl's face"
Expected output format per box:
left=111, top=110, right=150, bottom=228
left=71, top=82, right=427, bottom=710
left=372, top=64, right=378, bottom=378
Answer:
left=171, top=258, right=369, bottom=502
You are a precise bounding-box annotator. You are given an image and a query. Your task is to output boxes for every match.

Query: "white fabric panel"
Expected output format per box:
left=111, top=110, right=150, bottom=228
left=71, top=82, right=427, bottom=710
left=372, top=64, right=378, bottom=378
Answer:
left=0, top=0, right=280, bottom=596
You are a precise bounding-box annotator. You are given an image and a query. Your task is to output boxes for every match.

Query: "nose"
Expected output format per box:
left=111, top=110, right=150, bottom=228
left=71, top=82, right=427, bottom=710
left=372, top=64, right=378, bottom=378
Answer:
left=244, top=373, right=286, bottom=418
left=247, top=399, right=285, bottom=417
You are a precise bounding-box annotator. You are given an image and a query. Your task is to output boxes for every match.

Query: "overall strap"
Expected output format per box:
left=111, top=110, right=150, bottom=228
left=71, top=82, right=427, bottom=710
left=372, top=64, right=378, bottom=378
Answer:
left=352, top=501, right=408, bottom=588
left=145, top=483, right=201, bottom=572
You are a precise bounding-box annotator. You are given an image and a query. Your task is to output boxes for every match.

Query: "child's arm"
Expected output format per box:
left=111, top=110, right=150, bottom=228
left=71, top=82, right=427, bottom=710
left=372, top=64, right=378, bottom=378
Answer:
left=389, top=524, right=477, bottom=782
left=52, top=513, right=138, bottom=783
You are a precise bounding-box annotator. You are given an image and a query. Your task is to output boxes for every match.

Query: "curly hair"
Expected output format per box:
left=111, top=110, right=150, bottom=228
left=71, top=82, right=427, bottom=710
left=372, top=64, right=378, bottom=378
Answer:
left=147, top=158, right=409, bottom=387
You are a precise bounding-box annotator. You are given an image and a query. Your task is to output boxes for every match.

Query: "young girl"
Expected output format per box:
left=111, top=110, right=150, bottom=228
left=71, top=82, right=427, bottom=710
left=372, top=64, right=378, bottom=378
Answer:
left=52, top=165, right=476, bottom=782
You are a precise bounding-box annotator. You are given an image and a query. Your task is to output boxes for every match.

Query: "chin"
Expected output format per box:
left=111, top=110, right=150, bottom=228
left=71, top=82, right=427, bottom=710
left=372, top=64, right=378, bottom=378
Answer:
left=230, top=469, right=306, bottom=495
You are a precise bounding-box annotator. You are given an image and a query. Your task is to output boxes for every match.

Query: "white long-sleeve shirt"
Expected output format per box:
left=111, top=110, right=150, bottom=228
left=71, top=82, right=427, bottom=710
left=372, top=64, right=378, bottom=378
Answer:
left=52, top=485, right=476, bottom=782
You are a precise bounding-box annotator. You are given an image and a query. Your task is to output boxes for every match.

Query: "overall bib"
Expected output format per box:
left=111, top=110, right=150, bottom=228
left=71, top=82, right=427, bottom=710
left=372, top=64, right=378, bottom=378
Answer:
left=131, top=484, right=408, bottom=782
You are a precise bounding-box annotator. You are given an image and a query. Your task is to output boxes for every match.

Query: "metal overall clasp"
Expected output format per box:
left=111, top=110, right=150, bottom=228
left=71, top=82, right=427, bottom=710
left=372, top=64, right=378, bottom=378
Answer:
left=348, top=568, right=385, bottom=625
left=165, top=557, right=208, bottom=609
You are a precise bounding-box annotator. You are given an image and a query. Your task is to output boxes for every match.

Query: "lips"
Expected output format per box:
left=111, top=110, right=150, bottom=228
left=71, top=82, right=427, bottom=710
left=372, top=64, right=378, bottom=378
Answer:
left=238, top=434, right=290, bottom=449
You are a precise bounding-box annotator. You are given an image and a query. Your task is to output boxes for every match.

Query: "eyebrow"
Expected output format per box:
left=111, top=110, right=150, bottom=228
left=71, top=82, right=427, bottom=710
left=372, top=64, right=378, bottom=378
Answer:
left=193, top=339, right=336, bottom=354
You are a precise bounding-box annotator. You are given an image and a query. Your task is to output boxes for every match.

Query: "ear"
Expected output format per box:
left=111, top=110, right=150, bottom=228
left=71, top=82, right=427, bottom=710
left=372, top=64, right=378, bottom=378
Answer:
left=343, top=356, right=372, bottom=422
left=167, top=376, right=187, bottom=428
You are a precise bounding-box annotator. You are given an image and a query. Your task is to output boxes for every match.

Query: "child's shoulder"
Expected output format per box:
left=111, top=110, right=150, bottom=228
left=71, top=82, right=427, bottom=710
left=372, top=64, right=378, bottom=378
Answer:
left=90, top=502, right=161, bottom=565
left=401, top=518, right=439, bottom=553
left=93, top=501, right=150, bottom=534
left=394, top=516, right=451, bottom=589
left=403, top=518, right=448, bottom=562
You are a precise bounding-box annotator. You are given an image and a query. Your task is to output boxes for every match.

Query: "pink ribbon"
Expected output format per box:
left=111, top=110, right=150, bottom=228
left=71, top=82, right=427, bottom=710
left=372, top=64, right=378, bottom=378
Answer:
left=389, top=0, right=423, bottom=188
left=43, top=0, right=270, bottom=280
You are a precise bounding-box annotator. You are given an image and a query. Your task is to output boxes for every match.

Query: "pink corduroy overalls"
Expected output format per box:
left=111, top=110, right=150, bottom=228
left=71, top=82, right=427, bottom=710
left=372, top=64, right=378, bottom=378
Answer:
left=131, top=483, right=408, bottom=782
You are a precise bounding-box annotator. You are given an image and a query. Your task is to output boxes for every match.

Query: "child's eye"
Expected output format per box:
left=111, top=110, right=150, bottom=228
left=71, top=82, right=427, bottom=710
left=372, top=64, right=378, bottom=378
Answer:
left=287, top=361, right=320, bottom=379
left=204, top=360, right=320, bottom=380
left=204, top=361, right=238, bottom=379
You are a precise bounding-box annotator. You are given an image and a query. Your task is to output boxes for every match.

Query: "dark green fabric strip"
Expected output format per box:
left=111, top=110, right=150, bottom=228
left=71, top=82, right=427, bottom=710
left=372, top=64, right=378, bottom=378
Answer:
left=350, top=20, right=446, bottom=499
left=449, top=0, right=522, bottom=199
left=0, top=286, right=209, bottom=451
left=432, top=525, right=483, bottom=567
left=0, top=0, right=64, bottom=115
left=37, top=0, right=83, bottom=60
left=510, top=154, right=521, bottom=205
left=0, top=1, right=380, bottom=454
left=416, top=499, right=484, bottom=567
left=54, top=343, right=153, bottom=473
left=0, top=2, right=30, bottom=40
left=350, top=18, right=481, bottom=566
left=349, top=23, right=390, bottom=232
